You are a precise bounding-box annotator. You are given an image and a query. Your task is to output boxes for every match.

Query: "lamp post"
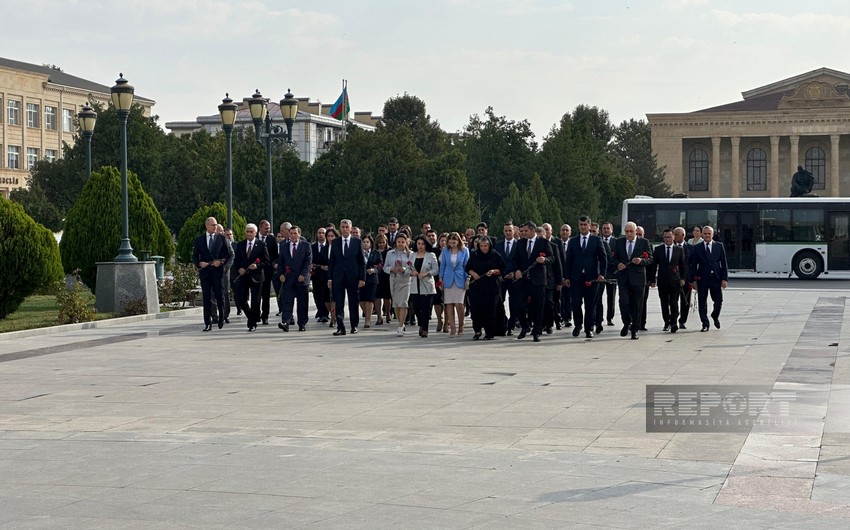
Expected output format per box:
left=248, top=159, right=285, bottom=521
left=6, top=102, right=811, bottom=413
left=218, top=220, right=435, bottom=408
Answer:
left=78, top=103, right=97, bottom=178
left=218, top=94, right=238, bottom=230
left=247, top=89, right=297, bottom=229
left=110, top=73, right=136, bottom=263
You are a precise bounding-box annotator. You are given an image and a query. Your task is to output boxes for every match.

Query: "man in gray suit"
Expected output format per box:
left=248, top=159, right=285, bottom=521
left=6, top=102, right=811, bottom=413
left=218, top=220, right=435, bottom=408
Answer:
left=278, top=225, right=313, bottom=332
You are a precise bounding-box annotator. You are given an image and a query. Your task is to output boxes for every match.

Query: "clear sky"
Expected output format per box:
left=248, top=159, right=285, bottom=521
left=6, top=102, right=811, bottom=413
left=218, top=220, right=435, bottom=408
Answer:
left=4, top=0, right=849, bottom=140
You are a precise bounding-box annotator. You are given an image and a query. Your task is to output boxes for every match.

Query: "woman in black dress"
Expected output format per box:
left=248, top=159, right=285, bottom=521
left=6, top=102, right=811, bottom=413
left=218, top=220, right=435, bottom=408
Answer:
left=358, top=234, right=382, bottom=328
left=465, top=237, right=505, bottom=340
left=375, top=234, right=391, bottom=325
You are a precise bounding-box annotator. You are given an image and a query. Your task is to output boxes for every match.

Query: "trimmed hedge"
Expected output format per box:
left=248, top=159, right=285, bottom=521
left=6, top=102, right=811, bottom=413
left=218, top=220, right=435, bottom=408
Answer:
left=176, top=202, right=246, bottom=263
left=0, top=197, right=64, bottom=318
left=59, top=166, right=174, bottom=290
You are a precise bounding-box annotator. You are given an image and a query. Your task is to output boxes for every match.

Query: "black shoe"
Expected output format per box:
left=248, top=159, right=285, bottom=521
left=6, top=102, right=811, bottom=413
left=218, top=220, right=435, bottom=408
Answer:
left=248, top=326, right=257, bottom=332
left=713, top=316, right=720, bottom=329
left=607, top=320, right=615, bottom=327
left=620, top=325, right=629, bottom=337
left=585, top=331, right=594, bottom=339
left=545, top=327, right=553, bottom=335
left=203, top=325, right=212, bottom=332
left=236, top=310, right=242, bottom=315
left=631, top=330, right=638, bottom=340
left=595, top=324, right=603, bottom=334
left=517, top=329, right=528, bottom=340
left=290, top=318, right=296, bottom=326
left=663, top=323, right=670, bottom=332
left=276, top=311, right=281, bottom=316
left=333, top=328, right=346, bottom=336
left=555, top=322, right=562, bottom=330
left=350, top=328, right=358, bottom=335
left=701, top=325, right=709, bottom=332
left=262, top=318, right=269, bottom=325
left=506, top=329, right=513, bottom=336
left=483, top=335, right=494, bottom=341
left=224, top=318, right=230, bottom=324
left=639, top=326, right=648, bottom=331
left=670, top=324, right=678, bottom=333
left=533, top=334, right=541, bottom=342
left=298, top=326, right=306, bottom=331
left=329, top=321, right=336, bottom=328
left=218, top=319, right=224, bottom=329
left=572, top=327, right=581, bottom=337
left=679, top=322, right=687, bottom=330
left=565, top=321, right=573, bottom=328
left=278, top=323, right=289, bottom=332
left=473, top=332, right=481, bottom=341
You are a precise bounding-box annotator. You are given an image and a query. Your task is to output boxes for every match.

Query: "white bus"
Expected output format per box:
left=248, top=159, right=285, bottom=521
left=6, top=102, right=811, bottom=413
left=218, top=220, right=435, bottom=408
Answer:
left=621, top=197, right=850, bottom=279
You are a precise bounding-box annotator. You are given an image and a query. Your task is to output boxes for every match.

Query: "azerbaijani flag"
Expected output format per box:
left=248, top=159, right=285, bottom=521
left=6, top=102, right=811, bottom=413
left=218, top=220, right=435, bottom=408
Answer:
left=330, top=81, right=350, bottom=121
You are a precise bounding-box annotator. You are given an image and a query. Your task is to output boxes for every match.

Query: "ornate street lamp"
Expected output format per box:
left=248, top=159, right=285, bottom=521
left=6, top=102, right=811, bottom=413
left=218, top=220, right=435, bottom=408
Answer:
left=110, top=73, right=136, bottom=262
left=77, top=103, right=97, bottom=178
left=247, top=88, right=296, bottom=229
left=218, top=93, right=238, bottom=230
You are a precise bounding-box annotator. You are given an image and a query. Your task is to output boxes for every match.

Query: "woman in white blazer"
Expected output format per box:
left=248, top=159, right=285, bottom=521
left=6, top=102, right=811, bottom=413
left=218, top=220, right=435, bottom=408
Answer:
left=438, top=232, right=469, bottom=336
left=409, top=235, right=440, bottom=338
left=383, top=233, right=414, bottom=336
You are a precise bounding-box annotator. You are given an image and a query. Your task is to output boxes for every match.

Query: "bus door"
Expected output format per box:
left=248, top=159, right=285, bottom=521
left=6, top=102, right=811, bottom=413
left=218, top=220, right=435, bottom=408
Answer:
left=827, top=212, right=850, bottom=271
left=718, top=211, right=757, bottom=270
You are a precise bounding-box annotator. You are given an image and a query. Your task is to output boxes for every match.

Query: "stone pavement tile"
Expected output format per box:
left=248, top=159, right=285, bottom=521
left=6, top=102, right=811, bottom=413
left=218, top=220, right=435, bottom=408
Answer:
left=467, top=515, right=604, bottom=529
left=305, top=503, right=503, bottom=530
left=729, top=460, right=817, bottom=479
left=0, top=516, right=154, bottom=529
left=812, top=473, right=850, bottom=504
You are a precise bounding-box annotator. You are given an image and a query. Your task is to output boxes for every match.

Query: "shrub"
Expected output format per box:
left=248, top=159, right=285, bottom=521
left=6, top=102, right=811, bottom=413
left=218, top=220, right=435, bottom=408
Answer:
left=59, top=166, right=174, bottom=290
left=0, top=197, right=64, bottom=319
left=120, top=296, right=148, bottom=317
left=56, top=270, right=96, bottom=324
left=171, top=262, right=199, bottom=307
left=175, top=202, right=246, bottom=263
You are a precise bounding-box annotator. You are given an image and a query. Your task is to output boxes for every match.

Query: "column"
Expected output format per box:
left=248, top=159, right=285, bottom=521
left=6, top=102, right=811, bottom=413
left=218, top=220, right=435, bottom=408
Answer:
left=831, top=134, right=840, bottom=197
left=789, top=135, right=799, bottom=173
left=770, top=136, right=780, bottom=197
left=711, top=136, right=721, bottom=197
left=730, top=136, right=741, bottom=198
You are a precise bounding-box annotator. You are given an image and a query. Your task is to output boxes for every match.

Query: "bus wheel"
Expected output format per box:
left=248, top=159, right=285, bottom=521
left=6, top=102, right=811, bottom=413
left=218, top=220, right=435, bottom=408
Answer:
left=792, top=251, right=823, bottom=280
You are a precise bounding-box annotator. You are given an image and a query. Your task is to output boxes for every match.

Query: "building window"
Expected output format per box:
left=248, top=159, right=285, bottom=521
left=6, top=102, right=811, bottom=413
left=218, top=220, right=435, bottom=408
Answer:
left=27, top=147, right=39, bottom=168
left=63, top=108, right=74, bottom=132
left=8, top=146, right=20, bottom=169
left=26, top=103, right=40, bottom=128
left=804, top=146, right=826, bottom=190
left=45, top=149, right=58, bottom=163
left=45, top=106, right=57, bottom=130
left=747, top=148, right=767, bottom=191
left=8, top=100, right=20, bottom=125
left=688, top=149, right=709, bottom=191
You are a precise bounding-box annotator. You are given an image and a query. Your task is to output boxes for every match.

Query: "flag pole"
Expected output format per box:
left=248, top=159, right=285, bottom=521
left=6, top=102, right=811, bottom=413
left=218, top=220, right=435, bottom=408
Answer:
left=341, top=78, right=347, bottom=141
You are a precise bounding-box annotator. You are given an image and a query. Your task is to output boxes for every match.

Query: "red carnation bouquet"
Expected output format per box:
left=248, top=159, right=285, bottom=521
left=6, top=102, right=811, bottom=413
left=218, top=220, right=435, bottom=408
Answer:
left=585, top=281, right=592, bottom=287
left=285, top=266, right=291, bottom=274
left=641, top=251, right=649, bottom=258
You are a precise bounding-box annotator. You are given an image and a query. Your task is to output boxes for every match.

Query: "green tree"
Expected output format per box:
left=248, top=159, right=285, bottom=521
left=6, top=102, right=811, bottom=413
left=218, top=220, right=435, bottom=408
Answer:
left=380, top=94, right=449, bottom=158
left=176, top=203, right=247, bottom=263
left=527, top=173, right=562, bottom=227
left=459, top=107, right=537, bottom=222
left=59, top=166, right=174, bottom=289
left=492, top=182, right=541, bottom=228
left=612, top=119, right=671, bottom=198
left=0, top=197, right=63, bottom=318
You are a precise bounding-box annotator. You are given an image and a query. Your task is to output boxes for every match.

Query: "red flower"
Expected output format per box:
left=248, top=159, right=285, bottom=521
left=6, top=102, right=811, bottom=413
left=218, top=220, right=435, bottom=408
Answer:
left=254, top=258, right=260, bottom=264
left=539, top=252, right=546, bottom=257
left=407, top=261, right=412, bottom=266
left=585, top=281, right=592, bottom=287
left=527, top=296, right=532, bottom=304
left=641, top=251, right=649, bottom=258
left=285, top=266, right=291, bottom=274
left=436, top=279, right=443, bottom=289
left=671, top=266, right=679, bottom=273
left=694, top=275, right=701, bottom=281
left=376, top=262, right=383, bottom=270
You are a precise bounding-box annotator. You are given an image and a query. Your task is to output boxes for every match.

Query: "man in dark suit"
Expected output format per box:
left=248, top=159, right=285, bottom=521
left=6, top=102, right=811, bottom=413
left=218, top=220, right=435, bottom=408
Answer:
left=564, top=216, right=608, bottom=339
left=612, top=221, right=653, bottom=340
left=557, top=224, right=572, bottom=328
left=496, top=222, right=519, bottom=335
left=541, top=223, right=563, bottom=335
left=233, top=223, right=269, bottom=332
left=311, top=227, right=331, bottom=323
left=689, top=225, right=728, bottom=332
left=510, top=221, right=553, bottom=342
left=600, top=222, right=618, bottom=326
left=387, top=217, right=400, bottom=248
left=648, top=228, right=688, bottom=333
left=673, top=227, right=694, bottom=329
left=191, top=216, right=231, bottom=332
left=257, top=220, right=279, bottom=325
left=328, top=219, right=366, bottom=335
left=636, top=225, right=652, bottom=331
left=278, top=225, right=312, bottom=332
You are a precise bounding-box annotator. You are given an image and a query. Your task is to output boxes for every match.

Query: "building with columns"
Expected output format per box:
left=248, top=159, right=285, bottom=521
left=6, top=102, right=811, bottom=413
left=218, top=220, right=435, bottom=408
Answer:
left=647, top=67, right=850, bottom=198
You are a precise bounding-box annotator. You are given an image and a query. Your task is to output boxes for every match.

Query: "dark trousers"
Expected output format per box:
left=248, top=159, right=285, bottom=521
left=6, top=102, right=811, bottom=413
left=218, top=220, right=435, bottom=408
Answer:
left=281, top=283, right=309, bottom=327
left=200, top=273, right=224, bottom=327
left=518, top=282, right=545, bottom=335
left=594, top=282, right=605, bottom=327
left=470, top=290, right=500, bottom=337
left=640, top=284, right=650, bottom=328
left=410, top=293, right=433, bottom=330
left=260, top=274, right=273, bottom=321
left=679, top=284, right=692, bottom=325
left=221, top=271, right=231, bottom=320
left=570, top=279, right=598, bottom=332
left=236, top=279, right=262, bottom=328
left=504, top=279, right=521, bottom=330
left=559, top=286, right=572, bottom=324
left=333, top=278, right=360, bottom=330
left=543, top=288, right=555, bottom=329
left=605, top=282, right=617, bottom=323
left=552, top=287, right=563, bottom=324
left=618, top=281, right=645, bottom=331
left=697, top=278, right=723, bottom=326
left=657, top=284, right=680, bottom=326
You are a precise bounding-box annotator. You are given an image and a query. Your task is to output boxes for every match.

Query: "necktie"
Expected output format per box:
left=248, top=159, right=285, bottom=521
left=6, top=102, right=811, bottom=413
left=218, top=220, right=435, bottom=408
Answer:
left=344, top=238, right=349, bottom=255
left=667, top=246, right=671, bottom=263
left=291, top=242, right=296, bottom=257
left=506, top=241, right=512, bottom=254
left=527, top=239, right=533, bottom=257
left=247, top=240, right=253, bottom=256
left=581, top=236, right=587, bottom=250
left=208, top=234, right=214, bottom=251
left=705, top=242, right=710, bottom=254
left=627, top=240, right=633, bottom=258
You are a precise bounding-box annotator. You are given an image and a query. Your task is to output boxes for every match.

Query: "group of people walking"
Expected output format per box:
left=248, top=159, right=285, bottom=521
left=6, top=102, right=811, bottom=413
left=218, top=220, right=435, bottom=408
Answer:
left=192, top=215, right=729, bottom=341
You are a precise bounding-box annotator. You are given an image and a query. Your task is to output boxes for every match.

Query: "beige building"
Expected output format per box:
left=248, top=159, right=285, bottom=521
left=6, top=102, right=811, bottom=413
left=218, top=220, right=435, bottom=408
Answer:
left=166, top=98, right=380, bottom=165
left=0, top=57, right=155, bottom=198
left=647, top=67, right=850, bottom=198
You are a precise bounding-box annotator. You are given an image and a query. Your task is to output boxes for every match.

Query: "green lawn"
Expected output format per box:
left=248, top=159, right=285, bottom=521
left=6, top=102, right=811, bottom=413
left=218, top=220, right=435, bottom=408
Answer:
left=0, top=294, right=113, bottom=334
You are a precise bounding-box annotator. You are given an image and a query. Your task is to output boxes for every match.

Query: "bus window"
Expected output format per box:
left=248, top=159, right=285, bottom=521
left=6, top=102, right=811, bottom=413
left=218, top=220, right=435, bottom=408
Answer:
left=761, top=209, right=792, bottom=242
left=792, top=209, right=824, bottom=242
left=655, top=210, right=685, bottom=242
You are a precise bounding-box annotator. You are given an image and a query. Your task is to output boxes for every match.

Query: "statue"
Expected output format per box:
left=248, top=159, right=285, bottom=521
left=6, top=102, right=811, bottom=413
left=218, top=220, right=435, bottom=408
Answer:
left=790, top=165, right=816, bottom=197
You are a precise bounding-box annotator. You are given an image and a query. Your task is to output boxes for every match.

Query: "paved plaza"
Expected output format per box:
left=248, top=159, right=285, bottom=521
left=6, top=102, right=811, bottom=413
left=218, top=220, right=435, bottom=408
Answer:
left=2, top=285, right=850, bottom=528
